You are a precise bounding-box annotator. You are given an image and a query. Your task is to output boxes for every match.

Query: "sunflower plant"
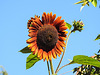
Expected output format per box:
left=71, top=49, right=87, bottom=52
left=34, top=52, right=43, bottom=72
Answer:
left=19, top=12, right=100, bottom=75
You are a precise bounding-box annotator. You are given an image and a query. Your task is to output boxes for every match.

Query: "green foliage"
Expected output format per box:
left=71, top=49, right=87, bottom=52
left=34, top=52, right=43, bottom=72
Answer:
left=74, top=1, right=84, bottom=4
left=72, top=55, right=100, bottom=67
left=3, top=71, right=8, bottom=75
left=95, top=34, right=100, bottom=41
left=75, top=0, right=97, bottom=11
left=65, top=22, right=72, bottom=30
left=19, top=46, right=31, bottom=53
left=26, top=53, right=40, bottom=69
left=73, top=51, right=100, bottom=75
left=0, top=66, right=8, bottom=75
left=89, top=0, right=97, bottom=7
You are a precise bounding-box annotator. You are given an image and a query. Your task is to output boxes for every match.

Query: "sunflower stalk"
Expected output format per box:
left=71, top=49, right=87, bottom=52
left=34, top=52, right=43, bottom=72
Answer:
left=49, top=60, right=55, bottom=74
left=47, top=61, right=50, bottom=75
left=55, top=30, right=72, bottom=74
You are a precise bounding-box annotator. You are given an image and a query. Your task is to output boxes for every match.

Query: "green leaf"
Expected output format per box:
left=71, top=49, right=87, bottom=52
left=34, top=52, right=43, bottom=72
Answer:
left=26, top=53, right=40, bottom=69
left=72, top=55, right=100, bottom=68
left=65, top=22, right=72, bottom=30
left=91, top=0, right=97, bottom=7
left=95, top=34, right=100, bottom=41
left=88, top=0, right=93, bottom=2
left=19, top=46, right=31, bottom=53
left=74, top=1, right=84, bottom=4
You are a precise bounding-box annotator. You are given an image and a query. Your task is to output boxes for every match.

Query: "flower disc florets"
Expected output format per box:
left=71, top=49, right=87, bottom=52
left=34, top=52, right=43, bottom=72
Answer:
left=37, top=25, right=58, bottom=52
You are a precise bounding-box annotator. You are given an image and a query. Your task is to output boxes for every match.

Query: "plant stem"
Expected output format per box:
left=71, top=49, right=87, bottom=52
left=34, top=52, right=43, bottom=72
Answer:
left=55, top=30, right=71, bottom=74
left=49, top=60, right=54, bottom=74
left=47, top=61, right=50, bottom=75
left=56, top=62, right=72, bottom=73
left=59, top=70, right=73, bottom=75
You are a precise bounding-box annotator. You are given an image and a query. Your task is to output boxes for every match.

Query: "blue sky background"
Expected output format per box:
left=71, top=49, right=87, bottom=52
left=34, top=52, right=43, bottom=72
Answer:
left=0, top=0, right=100, bottom=75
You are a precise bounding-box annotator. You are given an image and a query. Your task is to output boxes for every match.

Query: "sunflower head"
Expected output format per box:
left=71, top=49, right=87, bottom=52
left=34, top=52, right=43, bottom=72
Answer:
left=26, top=12, right=68, bottom=61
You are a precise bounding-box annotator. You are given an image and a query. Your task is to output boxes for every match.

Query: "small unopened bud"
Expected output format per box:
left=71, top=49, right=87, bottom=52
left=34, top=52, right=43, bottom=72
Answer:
left=71, top=20, right=84, bottom=33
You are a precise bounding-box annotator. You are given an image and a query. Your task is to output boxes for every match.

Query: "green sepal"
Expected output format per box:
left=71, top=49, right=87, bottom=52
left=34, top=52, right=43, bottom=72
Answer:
left=71, top=55, right=100, bottom=68
left=30, top=24, right=33, bottom=27
left=65, top=22, right=72, bottom=30
left=19, top=46, right=31, bottom=53
left=26, top=53, right=40, bottom=69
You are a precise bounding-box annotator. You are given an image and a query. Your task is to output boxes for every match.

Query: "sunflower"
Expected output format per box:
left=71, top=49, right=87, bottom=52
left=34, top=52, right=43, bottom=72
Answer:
left=26, top=12, right=68, bottom=61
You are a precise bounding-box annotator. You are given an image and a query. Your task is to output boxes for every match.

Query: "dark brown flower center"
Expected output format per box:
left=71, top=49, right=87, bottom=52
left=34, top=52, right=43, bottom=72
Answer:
left=37, top=25, right=58, bottom=52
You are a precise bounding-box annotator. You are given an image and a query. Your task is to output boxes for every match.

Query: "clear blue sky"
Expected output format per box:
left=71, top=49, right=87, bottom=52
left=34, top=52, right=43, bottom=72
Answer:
left=0, top=0, right=100, bottom=75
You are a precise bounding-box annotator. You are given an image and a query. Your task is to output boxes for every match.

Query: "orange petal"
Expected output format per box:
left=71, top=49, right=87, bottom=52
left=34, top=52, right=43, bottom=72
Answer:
left=60, top=22, right=66, bottom=27
left=35, top=47, right=38, bottom=55
left=59, top=26, right=67, bottom=31
left=45, top=13, right=48, bottom=24
left=48, top=51, right=52, bottom=60
left=46, top=54, right=49, bottom=61
left=28, top=41, right=36, bottom=48
left=53, top=16, right=61, bottom=25
left=43, top=12, right=47, bottom=24
left=26, top=37, right=37, bottom=43
left=35, top=18, right=43, bottom=27
left=28, top=30, right=37, bottom=33
left=59, top=36, right=66, bottom=41
left=50, top=14, right=56, bottom=24
left=50, top=12, right=52, bottom=23
left=62, top=31, right=68, bottom=34
left=29, top=27, right=36, bottom=30
left=43, top=51, right=47, bottom=61
left=54, top=19, right=64, bottom=26
left=34, top=15, right=40, bottom=19
left=43, top=51, right=49, bottom=61
left=31, top=22, right=40, bottom=29
left=42, top=15, right=46, bottom=24
left=28, top=32, right=37, bottom=37
left=39, top=54, right=43, bottom=60
left=55, top=50, right=60, bottom=57
left=56, top=47, right=62, bottom=55
left=31, top=44, right=37, bottom=51
left=58, top=40, right=66, bottom=47
left=56, top=43, right=63, bottom=52
left=52, top=49, right=57, bottom=59
left=47, top=13, right=50, bottom=24
left=38, top=49, right=43, bottom=57
left=43, top=12, right=46, bottom=16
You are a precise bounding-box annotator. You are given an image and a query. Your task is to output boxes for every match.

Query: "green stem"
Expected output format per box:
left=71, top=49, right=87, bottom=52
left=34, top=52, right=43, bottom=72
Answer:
left=55, top=30, right=72, bottom=74
left=49, top=60, right=54, bottom=74
left=56, top=62, right=72, bottom=73
left=47, top=61, right=50, bottom=75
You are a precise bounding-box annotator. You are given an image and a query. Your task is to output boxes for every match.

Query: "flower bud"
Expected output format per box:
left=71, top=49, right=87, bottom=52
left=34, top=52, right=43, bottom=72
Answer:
left=72, top=20, right=84, bottom=32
